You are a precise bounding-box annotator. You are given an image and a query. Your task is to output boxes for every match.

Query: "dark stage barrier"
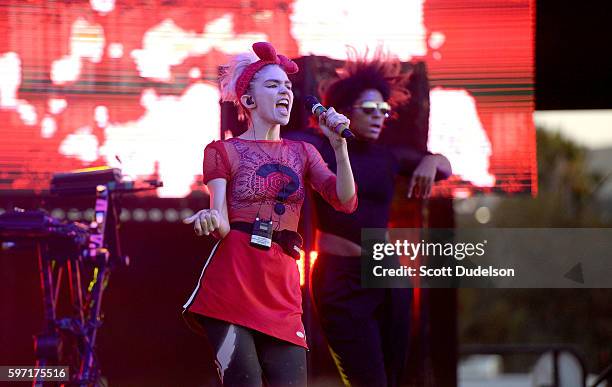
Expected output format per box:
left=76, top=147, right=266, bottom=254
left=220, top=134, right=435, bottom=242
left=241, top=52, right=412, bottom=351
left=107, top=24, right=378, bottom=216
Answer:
left=1, top=202, right=456, bottom=387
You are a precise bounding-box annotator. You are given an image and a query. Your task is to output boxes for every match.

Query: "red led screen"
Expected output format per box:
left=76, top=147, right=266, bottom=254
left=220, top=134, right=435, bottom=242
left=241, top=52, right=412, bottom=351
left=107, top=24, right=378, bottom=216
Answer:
left=0, top=0, right=535, bottom=197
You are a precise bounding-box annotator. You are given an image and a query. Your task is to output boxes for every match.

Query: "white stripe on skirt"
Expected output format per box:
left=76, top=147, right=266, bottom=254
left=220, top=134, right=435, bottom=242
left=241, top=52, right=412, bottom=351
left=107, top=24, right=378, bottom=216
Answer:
left=183, top=240, right=221, bottom=310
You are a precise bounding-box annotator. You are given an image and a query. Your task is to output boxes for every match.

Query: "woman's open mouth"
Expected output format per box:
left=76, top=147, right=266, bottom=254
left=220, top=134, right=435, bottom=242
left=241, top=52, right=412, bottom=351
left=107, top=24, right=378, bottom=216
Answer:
left=276, top=98, right=290, bottom=116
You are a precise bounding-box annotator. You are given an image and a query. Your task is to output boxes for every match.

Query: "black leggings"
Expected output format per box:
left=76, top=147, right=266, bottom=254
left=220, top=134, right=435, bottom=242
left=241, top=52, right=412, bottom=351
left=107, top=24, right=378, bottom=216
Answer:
left=311, top=253, right=412, bottom=387
left=197, top=315, right=307, bottom=387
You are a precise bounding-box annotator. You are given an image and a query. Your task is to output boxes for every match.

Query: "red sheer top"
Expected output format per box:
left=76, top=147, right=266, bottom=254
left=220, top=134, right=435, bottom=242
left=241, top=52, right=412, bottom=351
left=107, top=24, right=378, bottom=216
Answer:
left=202, top=137, right=357, bottom=232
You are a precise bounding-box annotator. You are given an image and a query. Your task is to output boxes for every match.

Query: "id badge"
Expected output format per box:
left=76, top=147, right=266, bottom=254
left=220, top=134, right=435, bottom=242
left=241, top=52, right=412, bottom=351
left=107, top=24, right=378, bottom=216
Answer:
left=250, top=218, right=273, bottom=249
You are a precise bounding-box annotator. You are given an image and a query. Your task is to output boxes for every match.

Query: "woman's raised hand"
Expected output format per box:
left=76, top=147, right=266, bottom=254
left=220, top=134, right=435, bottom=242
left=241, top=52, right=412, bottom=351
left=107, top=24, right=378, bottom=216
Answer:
left=319, top=107, right=349, bottom=149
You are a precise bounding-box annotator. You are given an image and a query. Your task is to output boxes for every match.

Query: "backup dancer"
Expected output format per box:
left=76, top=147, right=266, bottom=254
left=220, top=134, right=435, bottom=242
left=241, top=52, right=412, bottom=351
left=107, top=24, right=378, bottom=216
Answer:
left=289, top=50, right=451, bottom=386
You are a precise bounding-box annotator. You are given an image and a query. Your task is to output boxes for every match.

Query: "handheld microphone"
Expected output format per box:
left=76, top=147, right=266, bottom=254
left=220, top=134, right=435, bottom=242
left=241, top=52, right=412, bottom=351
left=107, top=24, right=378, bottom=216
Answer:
left=304, top=95, right=354, bottom=139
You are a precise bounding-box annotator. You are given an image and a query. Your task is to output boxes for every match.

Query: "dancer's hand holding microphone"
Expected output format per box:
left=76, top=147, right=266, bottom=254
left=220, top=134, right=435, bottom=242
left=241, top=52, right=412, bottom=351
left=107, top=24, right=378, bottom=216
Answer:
left=319, top=108, right=351, bottom=149
left=305, top=96, right=356, bottom=204
left=305, top=96, right=353, bottom=150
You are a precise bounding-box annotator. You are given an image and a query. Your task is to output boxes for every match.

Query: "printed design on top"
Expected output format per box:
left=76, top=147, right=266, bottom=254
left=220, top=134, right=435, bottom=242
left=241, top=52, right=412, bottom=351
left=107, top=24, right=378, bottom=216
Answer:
left=229, top=139, right=305, bottom=215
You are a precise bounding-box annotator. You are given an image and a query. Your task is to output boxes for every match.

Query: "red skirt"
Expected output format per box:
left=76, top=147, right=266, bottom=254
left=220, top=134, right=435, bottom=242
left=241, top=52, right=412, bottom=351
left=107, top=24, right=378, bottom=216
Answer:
left=183, top=230, right=307, bottom=348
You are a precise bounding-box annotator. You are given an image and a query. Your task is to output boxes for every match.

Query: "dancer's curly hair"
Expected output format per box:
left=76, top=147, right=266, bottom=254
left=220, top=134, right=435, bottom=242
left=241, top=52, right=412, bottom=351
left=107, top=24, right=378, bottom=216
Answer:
left=321, top=47, right=411, bottom=113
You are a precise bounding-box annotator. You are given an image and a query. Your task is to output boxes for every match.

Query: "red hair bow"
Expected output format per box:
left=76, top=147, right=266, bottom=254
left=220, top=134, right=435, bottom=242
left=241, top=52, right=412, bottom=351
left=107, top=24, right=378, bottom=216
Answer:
left=235, top=42, right=299, bottom=98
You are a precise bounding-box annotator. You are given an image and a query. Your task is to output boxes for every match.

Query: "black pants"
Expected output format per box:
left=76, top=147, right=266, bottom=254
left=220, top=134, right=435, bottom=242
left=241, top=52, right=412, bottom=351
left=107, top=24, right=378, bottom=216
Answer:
left=196, top=315, right=307, bottom=387
left=311, top=253, right=412, bottom=387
